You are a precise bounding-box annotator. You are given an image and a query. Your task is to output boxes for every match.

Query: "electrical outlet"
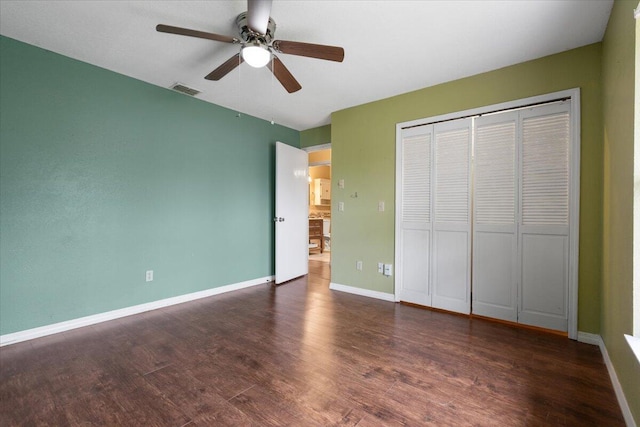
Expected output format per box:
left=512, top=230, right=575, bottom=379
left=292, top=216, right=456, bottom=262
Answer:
left=378, top=262, right=384, bottom=273
left=383, top=264, right=393, bottom=277
left=356, top=261, right=363, bottom=271
left=339, top=201, right=344, bottom=211
left=145, top=270, right=153, bottom=282
left=338, top=179, right=345, bottom=189
left=378, top=201, right=385, bottom=212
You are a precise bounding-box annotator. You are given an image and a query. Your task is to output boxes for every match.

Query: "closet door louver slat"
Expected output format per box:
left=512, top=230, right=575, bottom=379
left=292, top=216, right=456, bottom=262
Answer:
left=475, top=122, right=516, bottom=225
left=435, top=129, right=469, bottom=224
left=402, top=134, right=431, bottom=223
left=522, top=113, right=570, bottom=226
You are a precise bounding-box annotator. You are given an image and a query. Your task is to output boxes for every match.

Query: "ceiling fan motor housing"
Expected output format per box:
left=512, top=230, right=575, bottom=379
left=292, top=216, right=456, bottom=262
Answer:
left=236, top=12, right=276, bottom=46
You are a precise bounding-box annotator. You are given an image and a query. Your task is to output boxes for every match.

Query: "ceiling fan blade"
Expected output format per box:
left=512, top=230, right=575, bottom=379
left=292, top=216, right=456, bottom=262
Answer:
left=247, top=0, right=272, bottom=34
left=267, top=56, right=302, bottom=93
left=272, top=40, right=344, bottom=62
left=156, top=24, right=237, bottom=44
left=205, top=53, right=244, bottom=81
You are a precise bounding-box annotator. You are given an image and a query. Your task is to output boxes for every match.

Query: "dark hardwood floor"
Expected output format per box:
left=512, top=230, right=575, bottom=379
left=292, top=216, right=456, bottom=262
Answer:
left=1, top=260, right=625, bottom=426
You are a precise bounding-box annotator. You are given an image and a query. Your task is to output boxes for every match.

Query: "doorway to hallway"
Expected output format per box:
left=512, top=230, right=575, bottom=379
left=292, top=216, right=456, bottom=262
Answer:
left=305, top=144, right=331, bottom=267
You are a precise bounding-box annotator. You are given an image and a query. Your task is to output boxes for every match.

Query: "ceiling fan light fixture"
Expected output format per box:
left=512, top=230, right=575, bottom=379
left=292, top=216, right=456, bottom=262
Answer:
left=242, top=42, right=271, bottom=68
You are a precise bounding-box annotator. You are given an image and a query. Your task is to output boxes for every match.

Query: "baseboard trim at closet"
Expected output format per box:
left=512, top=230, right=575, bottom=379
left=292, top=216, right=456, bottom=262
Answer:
left=0, top=275, right=274, bottom=347
left=329, top=283, right=395, bottom=302
left=576, top=331, right=602, bottom=346
left=399, top=301, right=471, bottom=318
left=471, top=314, right=568, bottom=337
left=397, top=305, right=569, bottom=337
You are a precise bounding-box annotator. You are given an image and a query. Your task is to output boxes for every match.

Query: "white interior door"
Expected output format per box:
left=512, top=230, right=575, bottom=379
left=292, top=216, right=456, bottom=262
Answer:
left=472, top=112, right=518, bottom=322
left=396, top=126, right=433, bottom=306
left=275, top=142, right=309, bottom=284
left=431, top=119, right=472, bottom=314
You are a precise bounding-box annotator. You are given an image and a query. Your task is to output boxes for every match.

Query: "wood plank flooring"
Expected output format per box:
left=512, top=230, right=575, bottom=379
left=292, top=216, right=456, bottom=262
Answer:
left=0, top=261, right=625, bottom=426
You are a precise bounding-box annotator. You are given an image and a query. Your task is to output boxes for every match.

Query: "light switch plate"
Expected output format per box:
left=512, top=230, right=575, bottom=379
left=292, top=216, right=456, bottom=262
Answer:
left=339, top=201, right=344, bottom=211
left=378, top=201, right=385, bottom=212
left=338, top=179, right=345, bottom=189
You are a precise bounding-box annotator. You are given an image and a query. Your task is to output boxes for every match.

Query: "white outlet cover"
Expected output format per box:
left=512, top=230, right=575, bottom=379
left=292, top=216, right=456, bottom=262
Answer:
left=378, top=201, right=385, bottom=212
left=339, top=201, right=344, bottom=211
left=383, top=264, right=393, bottom=276
left=338, top=179, right=345, bottom=189
left=356, top=261, right=363, bottom=271
left=145, top=270, right=153, bottom=282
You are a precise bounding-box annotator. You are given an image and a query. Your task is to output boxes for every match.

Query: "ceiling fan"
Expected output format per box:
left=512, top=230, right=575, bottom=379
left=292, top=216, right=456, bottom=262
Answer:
left=156, top=0, right=345, bottom=93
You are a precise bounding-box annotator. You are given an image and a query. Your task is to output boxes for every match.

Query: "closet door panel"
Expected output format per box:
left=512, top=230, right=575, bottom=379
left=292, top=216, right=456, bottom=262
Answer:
left=518, top=103, right=571, bottom=332
left=473, top=231, right=517, bottom=320
left=472, top=114, right=518, bottom=322
left=433, top=228, right=469, bottom=306
left=396, top=127, right=433, bottom=305
left=432, top=119, right=471, bottom=314
left=518, top=232, right=568, bottom=331
left=400, top=229, right=431, bottom=305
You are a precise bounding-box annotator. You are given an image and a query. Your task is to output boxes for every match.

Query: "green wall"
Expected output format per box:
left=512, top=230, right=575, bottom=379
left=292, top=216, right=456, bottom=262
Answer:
left=0, top=36, right=299, bottom=335
left=331, top=43, right=603, bottom=333
left=300, top=124, right=331, bottom=148
left=602, top=0, right=639, bottom=421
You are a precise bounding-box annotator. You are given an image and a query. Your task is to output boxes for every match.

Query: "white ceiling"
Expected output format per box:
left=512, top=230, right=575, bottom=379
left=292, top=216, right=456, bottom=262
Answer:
left=0, top=1, right=613, bottom=131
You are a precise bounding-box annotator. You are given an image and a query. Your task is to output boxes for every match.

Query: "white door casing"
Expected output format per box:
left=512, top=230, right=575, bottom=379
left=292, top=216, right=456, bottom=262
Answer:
left=275, top=142, right=309, bottom=284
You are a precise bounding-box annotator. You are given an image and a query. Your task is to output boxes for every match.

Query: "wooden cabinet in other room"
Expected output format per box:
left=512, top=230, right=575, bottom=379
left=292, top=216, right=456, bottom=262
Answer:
left=314, top=179, right=331, bottom=205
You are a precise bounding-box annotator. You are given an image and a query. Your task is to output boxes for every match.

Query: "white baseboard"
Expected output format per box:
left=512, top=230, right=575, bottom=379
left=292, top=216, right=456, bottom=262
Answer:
left=0, top=275, right=274, bottom=347
left=329, top=282, right=395, bottom=302
left=577, top=331, right=602, bottom=346
left=577, top=332, right=637, bottom=427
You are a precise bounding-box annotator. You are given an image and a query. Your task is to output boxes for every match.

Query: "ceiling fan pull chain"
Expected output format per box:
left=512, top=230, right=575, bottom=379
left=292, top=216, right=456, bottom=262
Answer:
left=236, top=52, right=242, bottom=118
left=270, top=56, right=275, bottom=124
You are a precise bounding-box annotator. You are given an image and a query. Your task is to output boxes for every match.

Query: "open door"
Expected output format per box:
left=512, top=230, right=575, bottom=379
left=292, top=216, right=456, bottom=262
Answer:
left=275, top=142, right=309, bottom=284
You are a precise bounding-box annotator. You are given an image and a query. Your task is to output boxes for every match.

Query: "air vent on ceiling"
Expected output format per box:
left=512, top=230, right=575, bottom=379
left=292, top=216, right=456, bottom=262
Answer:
left=170, top=83, right=201, bottom=97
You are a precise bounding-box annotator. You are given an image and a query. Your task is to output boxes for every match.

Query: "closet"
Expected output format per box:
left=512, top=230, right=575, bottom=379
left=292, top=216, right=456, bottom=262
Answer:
left=395, top=93, right=578, bottom=335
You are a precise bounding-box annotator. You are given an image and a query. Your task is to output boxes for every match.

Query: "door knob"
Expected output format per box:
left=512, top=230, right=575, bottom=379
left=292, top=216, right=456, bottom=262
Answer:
left=273, top=217, right=285, bottom=222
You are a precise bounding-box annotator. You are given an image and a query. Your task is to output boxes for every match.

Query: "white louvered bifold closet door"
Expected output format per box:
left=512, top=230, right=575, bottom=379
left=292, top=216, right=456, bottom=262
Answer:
left=431, top=118, right=472, bottom=314
left=518, top=102, right=571, bottom=332
left=396, top=126, right=433, bottom=306
left=472, top=112, right=519, bottom=322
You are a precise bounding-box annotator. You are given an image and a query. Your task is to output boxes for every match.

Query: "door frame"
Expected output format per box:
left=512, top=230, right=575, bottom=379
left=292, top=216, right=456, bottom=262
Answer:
left=303, top=143, right=332, bottom=265
left=304, top=143, right=331, bottom=156
left=395, top=88, right=581, bottom=339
